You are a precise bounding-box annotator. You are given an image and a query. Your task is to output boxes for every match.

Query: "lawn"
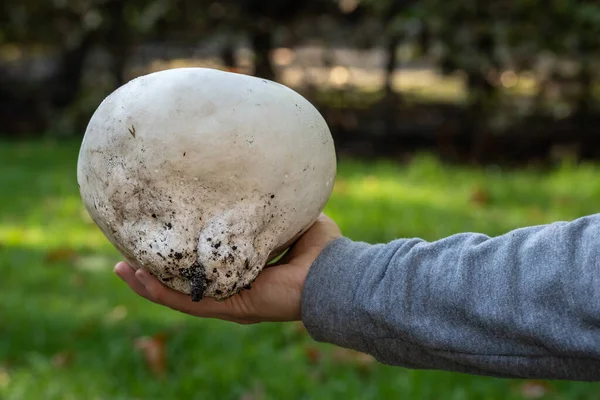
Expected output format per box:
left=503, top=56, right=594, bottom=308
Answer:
left=1, top=139, right=600, bottom=400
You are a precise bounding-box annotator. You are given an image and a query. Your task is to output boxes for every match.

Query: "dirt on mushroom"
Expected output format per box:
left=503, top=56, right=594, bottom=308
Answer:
left=77, top=67, right=336, bottom=301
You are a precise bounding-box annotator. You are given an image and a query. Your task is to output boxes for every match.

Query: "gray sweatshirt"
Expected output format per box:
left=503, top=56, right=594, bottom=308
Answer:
left=301, top=214, right=600, bottom=381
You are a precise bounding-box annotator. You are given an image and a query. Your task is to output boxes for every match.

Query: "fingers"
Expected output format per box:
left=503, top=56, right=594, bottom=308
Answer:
left=113, top=244, right=312, bottom=324
left=114, top=262, right=156, bottom=302
left=134, top=268, right=200, bottom=313
left=115, top=262, right=240, bottom=321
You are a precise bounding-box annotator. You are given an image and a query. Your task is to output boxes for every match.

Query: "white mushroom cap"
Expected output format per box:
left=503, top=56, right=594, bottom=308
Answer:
left=77, top=68, right=336, bottom=301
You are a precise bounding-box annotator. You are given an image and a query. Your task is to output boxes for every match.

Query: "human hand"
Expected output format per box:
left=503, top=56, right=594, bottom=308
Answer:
left=114, top=213, right=341, bottom=324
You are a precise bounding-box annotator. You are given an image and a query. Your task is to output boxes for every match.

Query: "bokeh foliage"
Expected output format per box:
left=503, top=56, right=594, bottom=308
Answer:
left=2, top=0, right=599, bottom=163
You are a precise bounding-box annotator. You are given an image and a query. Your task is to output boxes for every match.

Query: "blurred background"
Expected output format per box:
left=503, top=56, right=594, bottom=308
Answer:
left=2, top=0, right=600, bottom=399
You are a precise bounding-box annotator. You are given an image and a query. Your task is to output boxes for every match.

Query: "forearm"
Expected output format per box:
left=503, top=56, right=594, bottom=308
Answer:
left=301, top=214, right=600, bottom=381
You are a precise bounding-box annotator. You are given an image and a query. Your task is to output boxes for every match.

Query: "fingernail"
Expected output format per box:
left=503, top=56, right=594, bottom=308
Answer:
left=114, top=262, right=123, bottom=274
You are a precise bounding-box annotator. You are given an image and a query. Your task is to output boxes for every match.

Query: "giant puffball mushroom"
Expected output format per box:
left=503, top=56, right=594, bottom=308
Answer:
left=77, top=68, right=336, bottom=301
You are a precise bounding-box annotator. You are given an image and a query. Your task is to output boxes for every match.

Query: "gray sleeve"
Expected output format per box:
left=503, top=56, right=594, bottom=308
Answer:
left=301, top=214, right=600, bottom=381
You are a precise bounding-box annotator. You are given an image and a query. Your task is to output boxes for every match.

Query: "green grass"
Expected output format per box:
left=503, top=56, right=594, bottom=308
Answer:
left=2, top=139, right=600, bottom=400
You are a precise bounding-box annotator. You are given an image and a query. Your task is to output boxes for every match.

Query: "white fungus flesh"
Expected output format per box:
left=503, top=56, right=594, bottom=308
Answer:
left=77, top=68, right=336, bottom=301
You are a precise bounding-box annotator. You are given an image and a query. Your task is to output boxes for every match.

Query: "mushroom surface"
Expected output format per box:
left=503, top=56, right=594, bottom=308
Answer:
left=77, top=67, right=336, bottom=301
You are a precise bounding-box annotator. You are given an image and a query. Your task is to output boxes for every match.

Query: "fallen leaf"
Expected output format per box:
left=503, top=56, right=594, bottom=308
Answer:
left=134, top=333, right=168, bottom=377
left=51, top=351, right=74, bottom=368
left=471, top=185, right=491, bottom=206
left=520, top=381, right=552, bottom=399
left=45, top=248, right=78, bottom=264
left=304, top=345, right=322, bottom=364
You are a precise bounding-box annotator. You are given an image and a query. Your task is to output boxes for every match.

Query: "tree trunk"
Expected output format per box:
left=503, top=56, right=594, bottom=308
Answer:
left=464, top=69, right=496, bottom=163
left=250, top=28, right=275, bottom=80
left=576, top=61, right=593, bottom=119
left=221, top=41, right=238, bottom=73
left=49, top=31, right=97, bottom=109
left=463, top=16, right=497, bottom=163
left=104, top=0, right=131, bottom=86
left=384, top=35, right=400, bottom=97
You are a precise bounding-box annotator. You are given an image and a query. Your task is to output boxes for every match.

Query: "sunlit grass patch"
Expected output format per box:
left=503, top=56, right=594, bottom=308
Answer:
left=1, top=140, right=600, bottom=399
